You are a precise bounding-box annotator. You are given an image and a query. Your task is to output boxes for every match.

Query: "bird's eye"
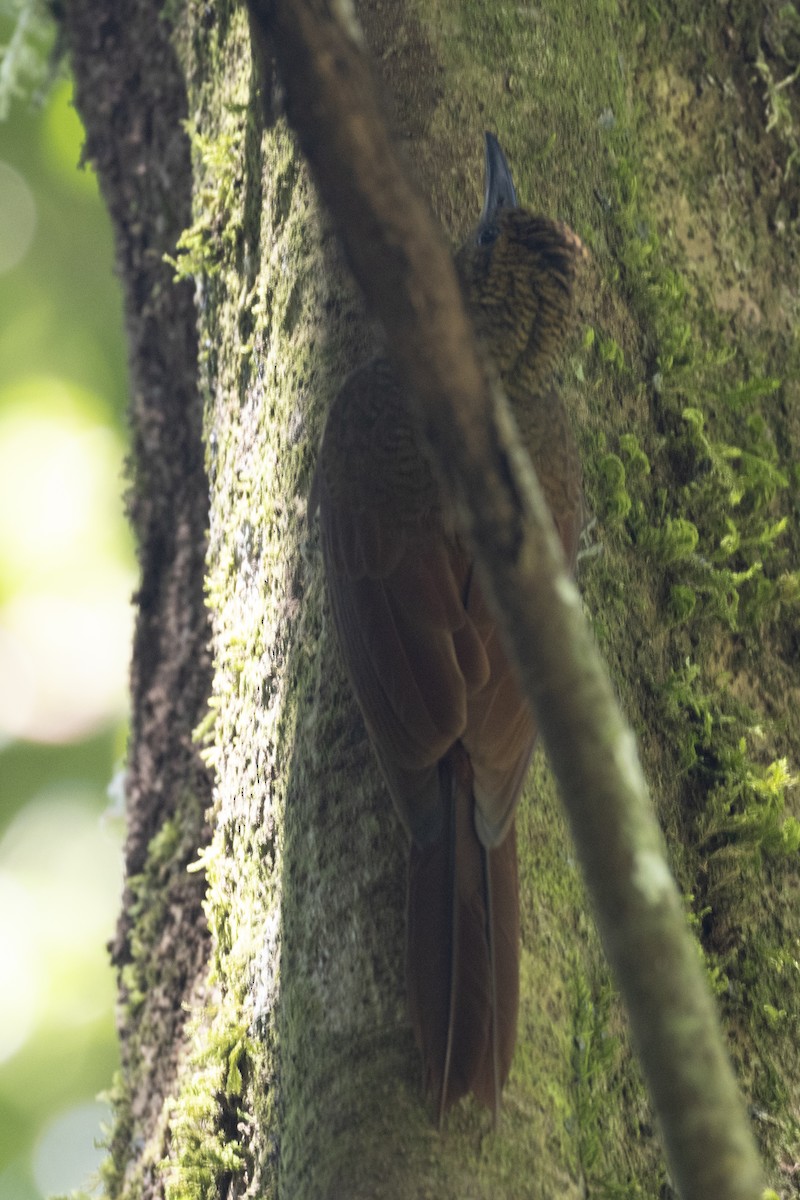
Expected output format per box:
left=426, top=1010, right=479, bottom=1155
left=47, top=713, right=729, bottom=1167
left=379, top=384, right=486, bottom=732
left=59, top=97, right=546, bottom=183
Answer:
left=477, top=224, right=499, bottom=247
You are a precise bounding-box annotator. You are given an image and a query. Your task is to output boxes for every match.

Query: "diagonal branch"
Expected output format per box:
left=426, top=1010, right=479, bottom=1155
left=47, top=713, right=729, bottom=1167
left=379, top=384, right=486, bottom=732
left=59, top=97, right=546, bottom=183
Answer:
left=246, top=2, right=768, bottom=1197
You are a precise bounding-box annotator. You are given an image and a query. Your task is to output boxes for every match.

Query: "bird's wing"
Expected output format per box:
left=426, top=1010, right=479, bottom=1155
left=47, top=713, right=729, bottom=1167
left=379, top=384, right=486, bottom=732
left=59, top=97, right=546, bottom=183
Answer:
left=322, top=519, right=492, bottom=843
left=314, top=365, right=491, bottom=843
left=462, top=391, right=585, bottom=847
left=540, top=386, right=586, bottom=575
left=460, top=573, right=537, bottom=848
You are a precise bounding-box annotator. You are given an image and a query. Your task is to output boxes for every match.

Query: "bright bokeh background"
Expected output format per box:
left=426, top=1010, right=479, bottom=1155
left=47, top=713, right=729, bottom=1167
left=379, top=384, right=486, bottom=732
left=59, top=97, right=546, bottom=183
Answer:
left=0, top=27, right=134, bottom=1200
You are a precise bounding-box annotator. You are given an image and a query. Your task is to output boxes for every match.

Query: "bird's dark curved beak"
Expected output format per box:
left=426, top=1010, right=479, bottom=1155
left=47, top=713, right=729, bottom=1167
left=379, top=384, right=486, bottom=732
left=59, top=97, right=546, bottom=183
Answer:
left=480, top=132, right=517, bottom=225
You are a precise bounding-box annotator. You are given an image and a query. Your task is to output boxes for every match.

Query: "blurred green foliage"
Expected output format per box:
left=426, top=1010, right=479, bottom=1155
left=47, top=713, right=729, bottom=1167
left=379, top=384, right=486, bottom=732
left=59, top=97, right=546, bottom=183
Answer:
left=0, top=11, right=133, bottom=1196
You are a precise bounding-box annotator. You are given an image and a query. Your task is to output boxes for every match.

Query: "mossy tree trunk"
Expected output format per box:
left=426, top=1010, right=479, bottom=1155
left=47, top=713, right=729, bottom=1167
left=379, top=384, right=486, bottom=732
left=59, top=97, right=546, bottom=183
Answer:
left=64, top=0, right=800, bottom=1197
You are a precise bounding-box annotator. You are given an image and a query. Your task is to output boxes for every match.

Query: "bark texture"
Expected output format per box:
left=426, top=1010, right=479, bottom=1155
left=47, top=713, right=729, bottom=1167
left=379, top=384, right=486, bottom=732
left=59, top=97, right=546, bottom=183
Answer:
left=63, top=0, right=800, bottom=1197
left=63, top=1, right=213, bottom=1193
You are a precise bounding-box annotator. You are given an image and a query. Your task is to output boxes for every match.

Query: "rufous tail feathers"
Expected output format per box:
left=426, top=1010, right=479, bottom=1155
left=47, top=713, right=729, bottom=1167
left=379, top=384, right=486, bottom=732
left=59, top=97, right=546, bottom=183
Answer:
left=406, top=752, right=520, bottom=1123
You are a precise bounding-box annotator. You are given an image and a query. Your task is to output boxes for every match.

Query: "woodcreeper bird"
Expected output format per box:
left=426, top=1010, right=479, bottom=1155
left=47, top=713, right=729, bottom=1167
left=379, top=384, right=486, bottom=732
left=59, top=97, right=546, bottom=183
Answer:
left=311, top=133, right=585, bottom=1122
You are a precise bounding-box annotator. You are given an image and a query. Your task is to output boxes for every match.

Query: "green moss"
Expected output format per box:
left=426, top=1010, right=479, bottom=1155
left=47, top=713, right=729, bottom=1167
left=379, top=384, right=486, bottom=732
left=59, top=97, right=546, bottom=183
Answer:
left=663, top=662, right=799, bottom=869
left=155, top=10, right=336, bottom=1197
left=163, top=1020, right=254, bottom=1200
left=159, top=812, right=281, bottom=1200
left=597, top=334, right=626, bottom=372
left=123, top=819, right=185, bottom=1003
left=569, top=977, right=619, bottom=1180
left=97, top=1071, right=131, bottom=1200
left=636, top=515, right=699, bottom=563
left=167, top=122, right=245, bottom=280
left=660, top=642, right=800, bottom=1155
left=144, top=0, right=800, bottom=1192
left=584, top=72, right=800, bottom=1178
left=416, top=0, right=798, bottom=1186
left=700, top=748, right=799, bottom=864
left=667, top=583, right=696, bottom=624
left=596, top=452, right=632, bottom=524
left=753, top=51, right=800, bottom=179
left=618, top=433, right=651, bottom=478
left=100, top=803, right=209, bottom=1200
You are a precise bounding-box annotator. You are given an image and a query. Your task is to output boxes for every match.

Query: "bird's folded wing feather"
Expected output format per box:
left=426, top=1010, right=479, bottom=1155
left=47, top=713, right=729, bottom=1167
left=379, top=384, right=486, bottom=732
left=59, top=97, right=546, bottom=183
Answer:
left=460, top=574, right=537, bottom=847
left=316, top=441, right=491, bottom=842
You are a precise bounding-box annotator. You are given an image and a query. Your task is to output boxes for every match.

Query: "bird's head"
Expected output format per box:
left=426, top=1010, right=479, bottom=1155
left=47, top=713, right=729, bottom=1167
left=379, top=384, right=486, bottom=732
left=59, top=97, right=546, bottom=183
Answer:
left=455, top=132, right=585, bottom=388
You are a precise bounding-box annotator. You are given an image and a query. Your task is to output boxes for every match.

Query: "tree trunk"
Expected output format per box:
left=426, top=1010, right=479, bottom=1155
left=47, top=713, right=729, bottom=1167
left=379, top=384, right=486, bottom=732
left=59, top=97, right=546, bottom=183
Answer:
left=64, top=0, right=800, bottom=1197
